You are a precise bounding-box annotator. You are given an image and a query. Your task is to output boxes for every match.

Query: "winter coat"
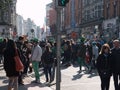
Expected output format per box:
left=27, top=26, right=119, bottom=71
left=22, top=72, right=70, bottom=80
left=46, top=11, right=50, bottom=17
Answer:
left=96, top=53, right=112, bottom=78
left=111, top=48, right=120, bottom=74
left=3, top=49, right=19, bottom=77
left=41, top=51, right=54, bottom=66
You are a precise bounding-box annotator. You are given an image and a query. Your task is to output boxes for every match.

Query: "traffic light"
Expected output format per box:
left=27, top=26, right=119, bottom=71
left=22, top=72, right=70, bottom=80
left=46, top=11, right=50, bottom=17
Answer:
left=58, top=0, right=69, bottom=7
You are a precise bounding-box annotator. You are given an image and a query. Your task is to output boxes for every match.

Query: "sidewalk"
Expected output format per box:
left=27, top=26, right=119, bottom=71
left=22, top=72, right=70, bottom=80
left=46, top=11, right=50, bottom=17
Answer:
left=0, top=64, right=53, bottom=90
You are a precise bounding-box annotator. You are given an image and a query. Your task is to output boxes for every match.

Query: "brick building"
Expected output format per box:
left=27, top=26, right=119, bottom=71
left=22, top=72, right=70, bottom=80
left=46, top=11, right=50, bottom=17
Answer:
left=103, top=0, right=120, bottom=41
left=46, top=2, right=57, bottom=36
left=47, top=0, right=120, bottom=41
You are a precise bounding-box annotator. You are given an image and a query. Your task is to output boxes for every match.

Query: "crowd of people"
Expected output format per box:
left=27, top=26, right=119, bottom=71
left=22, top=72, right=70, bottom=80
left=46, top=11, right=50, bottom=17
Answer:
left=0, top=36, right=120, bottom=90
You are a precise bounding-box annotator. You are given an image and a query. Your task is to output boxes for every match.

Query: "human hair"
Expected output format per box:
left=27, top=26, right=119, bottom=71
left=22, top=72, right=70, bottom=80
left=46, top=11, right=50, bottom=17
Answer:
left=18, top=36, right=24, bottom=41
left=45, top=45, right=51, bottom=52
left=99, top=43, right=111, bottom=54
left=6, top=39, right=16, bottom=53
left=113, top=39, right=120, bottom=43
left=113, top=39, right=120, bottom=48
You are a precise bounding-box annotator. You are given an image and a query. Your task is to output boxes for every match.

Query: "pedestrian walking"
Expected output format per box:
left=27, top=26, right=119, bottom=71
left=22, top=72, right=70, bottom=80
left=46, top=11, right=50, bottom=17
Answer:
left=41, top=45, right=54, bottom=83
left=96, top=43, right=112, bottom=90
left=77, top=42, right=89, bottom=73
left=111, top=39, right=120, bottom=90
left=92, top=41, right=99, bottom=68
left=3, top=39, right=20, bottom=90
left=31, top=38, right=42, bottom=83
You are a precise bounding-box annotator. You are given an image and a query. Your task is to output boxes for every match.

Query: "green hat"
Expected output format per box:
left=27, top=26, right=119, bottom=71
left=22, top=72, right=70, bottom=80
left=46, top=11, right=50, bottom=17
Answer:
left=0, top=37, right=3, bottom=42
left=80, top=37, right=85, bottom=43
left=33, top=38, right=39, bottom=43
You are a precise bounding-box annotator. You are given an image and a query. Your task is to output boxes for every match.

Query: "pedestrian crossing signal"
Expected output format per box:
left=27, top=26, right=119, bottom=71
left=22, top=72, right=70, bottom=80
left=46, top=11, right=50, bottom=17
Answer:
left=58, top=0, right=69, bottom=7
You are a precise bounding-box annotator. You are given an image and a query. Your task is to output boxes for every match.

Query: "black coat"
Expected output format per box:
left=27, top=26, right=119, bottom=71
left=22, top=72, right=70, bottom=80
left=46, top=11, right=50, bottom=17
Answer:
left=111, top=48, right=120, bottom=74
left=41, top=51, right=54, bottom=65
left=3, top=49, right=19, bottom=77
left=96, top=53, right=112, bottom=77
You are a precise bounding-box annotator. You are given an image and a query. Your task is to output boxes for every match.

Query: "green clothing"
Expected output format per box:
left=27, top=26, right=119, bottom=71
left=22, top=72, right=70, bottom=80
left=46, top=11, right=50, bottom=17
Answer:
left=32, top=61, right=40, bottom=80
left=77, top=57, right=84, bottom=66
left=77, top=57, right=89, bottom=70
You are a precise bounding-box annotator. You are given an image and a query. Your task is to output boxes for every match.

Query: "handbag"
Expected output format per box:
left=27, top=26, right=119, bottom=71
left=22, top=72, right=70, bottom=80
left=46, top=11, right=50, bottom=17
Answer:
left=14, top=49, right=24, bottom=72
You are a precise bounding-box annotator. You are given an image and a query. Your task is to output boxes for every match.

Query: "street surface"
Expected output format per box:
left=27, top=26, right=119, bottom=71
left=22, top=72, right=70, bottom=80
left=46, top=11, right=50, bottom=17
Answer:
left=0, top=64, right=52, bottom=90
left=0, top=64, right=114, bottom=90
left=51, top=64, right=114, bottom=90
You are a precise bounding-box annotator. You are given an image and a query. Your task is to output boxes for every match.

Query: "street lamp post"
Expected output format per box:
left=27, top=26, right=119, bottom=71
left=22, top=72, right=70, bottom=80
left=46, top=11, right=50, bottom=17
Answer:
left=54, top=0, right=62, bottom=90
left=56, top=8, right=61, bottom=90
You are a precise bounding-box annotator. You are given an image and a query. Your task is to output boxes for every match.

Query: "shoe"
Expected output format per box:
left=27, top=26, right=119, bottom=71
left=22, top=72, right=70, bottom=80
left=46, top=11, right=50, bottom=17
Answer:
left=77, top=70, right=82, bottom=73
left=31, top=80, right=39, bottom=83
left=36, top=79, right=40, bottom=83
left=50, top=79, right=53, bottom=83
left=46, top=79, right=49, bottom=82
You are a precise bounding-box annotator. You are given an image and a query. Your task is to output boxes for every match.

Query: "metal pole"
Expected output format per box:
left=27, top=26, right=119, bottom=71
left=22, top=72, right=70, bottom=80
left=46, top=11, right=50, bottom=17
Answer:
left=55, top=1, right=61, bottom=90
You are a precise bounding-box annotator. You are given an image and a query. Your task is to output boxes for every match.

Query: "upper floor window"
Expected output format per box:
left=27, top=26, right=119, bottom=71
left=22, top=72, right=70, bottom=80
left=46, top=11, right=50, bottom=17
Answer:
left=113, top=1, right=117, bottom=17
left=106, top=5, right=110, bottom=19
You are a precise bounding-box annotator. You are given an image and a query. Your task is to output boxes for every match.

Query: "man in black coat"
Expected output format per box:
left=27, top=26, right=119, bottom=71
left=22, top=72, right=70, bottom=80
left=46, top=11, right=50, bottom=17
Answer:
left=111, top=39, right=120, bottom=90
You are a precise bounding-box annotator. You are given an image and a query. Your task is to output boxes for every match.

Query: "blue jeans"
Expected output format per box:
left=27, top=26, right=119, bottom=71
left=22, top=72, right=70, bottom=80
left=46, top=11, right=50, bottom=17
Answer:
left=44, top=65, right=52, bottom=82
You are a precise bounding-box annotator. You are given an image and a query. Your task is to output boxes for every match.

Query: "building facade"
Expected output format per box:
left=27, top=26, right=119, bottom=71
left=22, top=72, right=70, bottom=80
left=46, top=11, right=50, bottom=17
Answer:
left=46, top=2, right=56, bottom=40
left=103, top=0, right=120, bottom=41
left=80, top=0, right=104, bottom=40
left=0, top=0, right=17, bottom=38
left=16, top=15, right=42, bottom=40
left=47, top=0, right=120, bottom=41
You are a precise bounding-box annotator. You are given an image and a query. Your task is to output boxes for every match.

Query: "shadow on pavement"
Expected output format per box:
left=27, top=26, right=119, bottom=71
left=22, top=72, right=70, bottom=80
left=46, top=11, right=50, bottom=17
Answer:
left=2, top=79, right=8, bottom=84
left=60, top=65, right=70, bottom=70
left=72, top=63, right=79, bottom=68
left=0, top=85, right=27, bottom=90
left=0, top=76, right=7, bottom=80
left=0, top=67, right=4, bottom=71
left=72, top=73, right=83, bottom=80
left=87, top=72, right=98, bottom=78
left=19, top=85, right=28, bottom=90
left=24, top=82, right=49, bottom=89
left=0, top=85, right=8, bottom=90
left=46, top=82, right=56, bottom=87
left=0, top=64, right=3, bottom=67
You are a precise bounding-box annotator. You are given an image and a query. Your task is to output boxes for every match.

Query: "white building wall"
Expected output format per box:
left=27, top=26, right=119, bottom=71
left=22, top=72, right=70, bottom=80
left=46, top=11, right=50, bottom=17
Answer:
left=16, top=15, right=42, bottom=40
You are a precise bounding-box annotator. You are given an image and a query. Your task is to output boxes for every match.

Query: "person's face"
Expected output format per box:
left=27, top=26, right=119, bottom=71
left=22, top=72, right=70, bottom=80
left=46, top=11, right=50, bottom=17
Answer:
left=113, top=41, right=120, bottom=48
left=104, top=48, right=109, bottom=53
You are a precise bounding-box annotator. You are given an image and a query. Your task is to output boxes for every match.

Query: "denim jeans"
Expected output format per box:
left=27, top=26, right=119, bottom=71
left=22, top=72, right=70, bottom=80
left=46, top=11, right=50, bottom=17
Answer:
left=44, top=64, right=52, bottom=82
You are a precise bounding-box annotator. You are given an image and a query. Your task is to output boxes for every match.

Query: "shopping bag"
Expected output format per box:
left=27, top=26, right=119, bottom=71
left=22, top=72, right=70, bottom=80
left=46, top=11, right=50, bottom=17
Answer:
left=14, top=50, right=24, bottom=71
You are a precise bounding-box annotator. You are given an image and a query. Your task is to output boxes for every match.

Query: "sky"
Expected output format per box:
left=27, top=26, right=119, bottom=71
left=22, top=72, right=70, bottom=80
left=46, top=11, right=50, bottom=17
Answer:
left=16, top=0, right=52, bottom=27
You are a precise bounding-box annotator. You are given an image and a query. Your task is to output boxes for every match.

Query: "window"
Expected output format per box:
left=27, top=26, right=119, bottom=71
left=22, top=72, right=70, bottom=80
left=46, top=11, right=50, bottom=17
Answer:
left=106, top=3, right=110, bottom=19
left=107, top=7, right=110, bottom=19
left=0, top=10, right=1, bottom=22
left=113, top=1, right=117, bottom=17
